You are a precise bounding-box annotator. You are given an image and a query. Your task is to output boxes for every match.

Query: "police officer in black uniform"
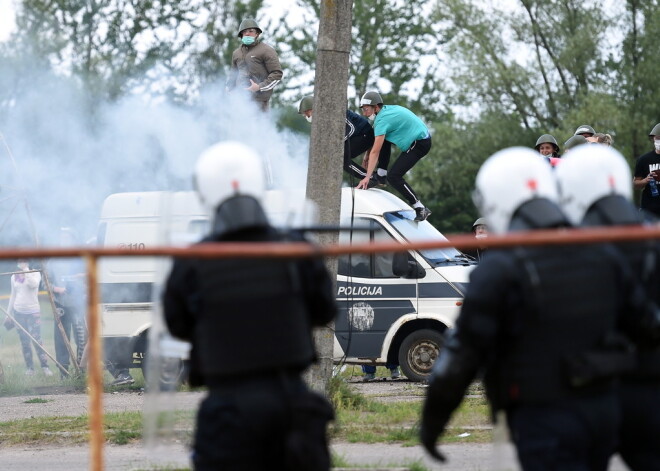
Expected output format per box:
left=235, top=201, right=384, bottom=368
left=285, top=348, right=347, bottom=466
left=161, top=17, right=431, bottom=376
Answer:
left=420, top=147, right=654, bottom=470
left=556, top=145, right=660, bottom=471
left=163, top=141, right=337, bottom=471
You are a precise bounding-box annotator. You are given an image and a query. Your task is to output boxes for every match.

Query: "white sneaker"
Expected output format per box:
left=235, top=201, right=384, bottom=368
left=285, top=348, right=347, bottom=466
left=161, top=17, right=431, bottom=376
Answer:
left=25, top=368, right=35, bottom=376
left=42, top=367, right=54, bottom=377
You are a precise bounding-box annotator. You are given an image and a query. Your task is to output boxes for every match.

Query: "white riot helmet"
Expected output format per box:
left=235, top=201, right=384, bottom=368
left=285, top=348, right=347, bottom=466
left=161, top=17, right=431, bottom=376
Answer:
left=194, top=141, right=266, bottom=210
left=473, top=147, right=560, bottom=234
left=555, top=145, right=632, bottom=225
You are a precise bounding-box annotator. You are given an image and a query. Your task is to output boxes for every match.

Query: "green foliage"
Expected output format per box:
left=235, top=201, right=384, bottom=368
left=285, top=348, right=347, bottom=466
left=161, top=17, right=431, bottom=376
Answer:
left=274, top=0, right=447, bottom=117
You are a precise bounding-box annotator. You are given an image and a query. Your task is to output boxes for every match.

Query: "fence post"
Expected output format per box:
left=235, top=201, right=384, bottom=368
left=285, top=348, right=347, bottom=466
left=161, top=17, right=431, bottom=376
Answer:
left=85, top=254, right=104, bottom=471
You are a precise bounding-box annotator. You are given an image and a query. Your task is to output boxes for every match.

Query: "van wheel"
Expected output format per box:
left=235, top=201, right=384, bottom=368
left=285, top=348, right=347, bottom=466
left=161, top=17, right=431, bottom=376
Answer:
left=141, top=357, right=188, bottom=391
left=398, top=329, right=444, bottom=382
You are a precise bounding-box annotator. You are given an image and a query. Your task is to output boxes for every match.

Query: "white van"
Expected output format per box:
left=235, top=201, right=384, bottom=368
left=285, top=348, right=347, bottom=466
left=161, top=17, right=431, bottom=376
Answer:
left=97, top=188, right=475, bottom=383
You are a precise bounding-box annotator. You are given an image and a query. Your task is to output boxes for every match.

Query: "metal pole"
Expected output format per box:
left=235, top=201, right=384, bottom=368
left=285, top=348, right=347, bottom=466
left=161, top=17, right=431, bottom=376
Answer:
left=85, top=254, right=104, bottom=471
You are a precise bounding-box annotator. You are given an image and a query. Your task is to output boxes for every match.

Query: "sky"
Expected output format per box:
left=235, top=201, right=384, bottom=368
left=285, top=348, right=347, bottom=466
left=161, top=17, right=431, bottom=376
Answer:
left=0, top=0, right=16, bottom=41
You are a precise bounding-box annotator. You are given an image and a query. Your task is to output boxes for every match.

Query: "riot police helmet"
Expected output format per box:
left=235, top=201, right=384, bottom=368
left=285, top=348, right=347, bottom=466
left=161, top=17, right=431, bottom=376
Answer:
left=555, top=145, right=633, bottom=226
left=194, top=141, right=266, bottom=210
left=473, top=147, right=562, bottom=235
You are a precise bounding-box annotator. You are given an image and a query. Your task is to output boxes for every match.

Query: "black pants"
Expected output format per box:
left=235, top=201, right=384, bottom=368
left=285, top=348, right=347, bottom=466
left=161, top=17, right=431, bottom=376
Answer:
left=388, top=136, right=431, bottom=205
left=54, top=306, right=86, bottom=371
left=343, top=130, right=391, bottom=180
left=194, top=374, right=334, bottom=471
left=619, top=381, right=660, bottom=470
left=506, top=393, right=619, bottom=471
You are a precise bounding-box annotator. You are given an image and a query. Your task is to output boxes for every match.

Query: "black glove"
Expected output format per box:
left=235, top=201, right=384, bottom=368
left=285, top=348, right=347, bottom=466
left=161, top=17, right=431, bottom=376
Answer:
left=419, top=395, right=450, bottom=462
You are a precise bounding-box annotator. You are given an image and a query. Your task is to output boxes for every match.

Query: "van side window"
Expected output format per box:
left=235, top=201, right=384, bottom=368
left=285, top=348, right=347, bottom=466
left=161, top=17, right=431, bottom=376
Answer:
left=338, top=219, right=396, bottom=279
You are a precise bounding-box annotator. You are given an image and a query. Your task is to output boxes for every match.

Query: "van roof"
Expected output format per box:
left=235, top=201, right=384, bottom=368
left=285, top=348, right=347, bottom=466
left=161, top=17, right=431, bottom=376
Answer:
left=100, top=187, right=412, bottom=222
left=340, top=188, right=411, bottom=218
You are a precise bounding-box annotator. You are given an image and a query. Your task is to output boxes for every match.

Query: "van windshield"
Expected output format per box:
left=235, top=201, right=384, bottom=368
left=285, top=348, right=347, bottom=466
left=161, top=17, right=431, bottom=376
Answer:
left=384, top=211, right=471, bottom=266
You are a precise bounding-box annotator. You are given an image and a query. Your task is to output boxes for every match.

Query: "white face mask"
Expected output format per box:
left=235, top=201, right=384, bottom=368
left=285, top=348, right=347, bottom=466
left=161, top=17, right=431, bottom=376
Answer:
left=654, top=140, right=660, bottom=152
left=475, top=234, right=488, bottom=239
left=17, top=262, right=29, bottom=271
left=305, top=115, right=312, bottom=124
left=368, top=113, right=376, bottom=122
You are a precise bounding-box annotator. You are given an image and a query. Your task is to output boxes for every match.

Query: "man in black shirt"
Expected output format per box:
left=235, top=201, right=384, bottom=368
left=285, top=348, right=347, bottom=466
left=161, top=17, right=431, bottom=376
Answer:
left=633, top=123, right=660, bottom=217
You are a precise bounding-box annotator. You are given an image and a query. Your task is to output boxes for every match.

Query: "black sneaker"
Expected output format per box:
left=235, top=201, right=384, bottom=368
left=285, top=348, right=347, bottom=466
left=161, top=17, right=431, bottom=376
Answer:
left=366, top=176, right=379, bottom=189
left=375, top=175, right=388, bottom=187
left=111, top=373, right=135, bottom=386
left=414, top=207, right=432, bottom=221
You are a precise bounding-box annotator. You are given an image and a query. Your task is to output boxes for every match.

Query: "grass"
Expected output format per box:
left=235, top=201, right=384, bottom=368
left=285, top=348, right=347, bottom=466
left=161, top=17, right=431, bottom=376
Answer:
left=0, top=410, right=191, bottom=446
left=328, top=376, right=492, bottom=446
left=23, top=397, right=51, bottom=403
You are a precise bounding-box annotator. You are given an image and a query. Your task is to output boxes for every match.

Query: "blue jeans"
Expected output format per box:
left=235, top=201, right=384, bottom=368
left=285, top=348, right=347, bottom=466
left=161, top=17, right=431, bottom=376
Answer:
left=362, top=363, right=398, bottom=374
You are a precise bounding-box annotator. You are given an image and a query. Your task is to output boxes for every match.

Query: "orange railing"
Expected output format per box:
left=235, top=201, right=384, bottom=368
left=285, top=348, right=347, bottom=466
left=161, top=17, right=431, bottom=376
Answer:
left=1, top=223, right=659, bottom=471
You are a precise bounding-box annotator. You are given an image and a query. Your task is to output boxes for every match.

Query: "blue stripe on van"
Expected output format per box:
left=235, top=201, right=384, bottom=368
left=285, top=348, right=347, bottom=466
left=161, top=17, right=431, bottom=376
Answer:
left=336, top=282, right=416, bottom=298
left=418, top=282, right=465, bottom=298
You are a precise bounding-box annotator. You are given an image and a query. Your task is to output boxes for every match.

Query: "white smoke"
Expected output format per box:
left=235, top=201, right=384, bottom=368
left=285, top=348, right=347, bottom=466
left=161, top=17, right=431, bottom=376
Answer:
left=0, top=62, right=309, bottom=247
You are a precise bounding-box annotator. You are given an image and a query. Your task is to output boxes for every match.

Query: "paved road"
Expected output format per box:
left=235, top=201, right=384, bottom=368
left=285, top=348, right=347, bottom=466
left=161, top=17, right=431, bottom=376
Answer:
left=0, top=441, right=630, bottom=470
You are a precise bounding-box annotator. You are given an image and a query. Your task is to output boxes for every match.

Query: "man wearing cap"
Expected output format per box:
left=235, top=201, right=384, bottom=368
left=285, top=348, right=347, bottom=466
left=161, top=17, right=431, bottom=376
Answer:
left=298, top=95, right=390, bottom=186
left=226, top=18, right=283, bottom=112
left=357, top=91, right=433, bottom=221
left=633, top=123, right=660, bottom=218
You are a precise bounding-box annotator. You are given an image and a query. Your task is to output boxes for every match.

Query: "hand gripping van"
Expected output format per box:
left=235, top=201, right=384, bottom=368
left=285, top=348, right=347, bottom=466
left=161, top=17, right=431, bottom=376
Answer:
left=97, top=188, right=475, bottom=383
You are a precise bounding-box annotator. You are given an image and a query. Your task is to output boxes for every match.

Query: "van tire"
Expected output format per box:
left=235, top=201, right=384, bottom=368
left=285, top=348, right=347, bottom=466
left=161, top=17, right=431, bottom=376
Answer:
left=398, top=329, right=444, bottom=382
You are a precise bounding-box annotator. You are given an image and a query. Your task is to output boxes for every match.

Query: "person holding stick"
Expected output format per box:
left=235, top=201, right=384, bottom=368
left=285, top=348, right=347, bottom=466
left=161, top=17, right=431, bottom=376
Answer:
left=5, top=259, right=53, bottom=376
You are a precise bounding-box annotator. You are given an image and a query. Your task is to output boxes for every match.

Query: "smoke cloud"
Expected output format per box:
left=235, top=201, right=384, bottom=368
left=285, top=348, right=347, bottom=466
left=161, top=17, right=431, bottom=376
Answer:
left=0, top=59, right=309, bottom=248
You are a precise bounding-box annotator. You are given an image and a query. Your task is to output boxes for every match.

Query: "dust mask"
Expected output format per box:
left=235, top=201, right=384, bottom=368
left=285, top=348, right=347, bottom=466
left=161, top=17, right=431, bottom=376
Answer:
left=17, top=262, right=28, bottom=271
left=654, top=140, right=660, bottom=152
left=305, top=115, right=312, bottom=124
left=368, top=114, right=376, bottom=122
left=242, top=36, right=255, bottom=46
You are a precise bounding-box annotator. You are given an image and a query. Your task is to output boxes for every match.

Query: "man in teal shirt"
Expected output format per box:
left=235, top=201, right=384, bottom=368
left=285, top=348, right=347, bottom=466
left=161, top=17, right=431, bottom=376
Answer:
left=356, top=91, right=432, bottom=221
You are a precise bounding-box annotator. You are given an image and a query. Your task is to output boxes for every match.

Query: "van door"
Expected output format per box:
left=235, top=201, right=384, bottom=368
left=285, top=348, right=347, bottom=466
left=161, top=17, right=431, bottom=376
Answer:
left=335, top=218, right=418, bottom=361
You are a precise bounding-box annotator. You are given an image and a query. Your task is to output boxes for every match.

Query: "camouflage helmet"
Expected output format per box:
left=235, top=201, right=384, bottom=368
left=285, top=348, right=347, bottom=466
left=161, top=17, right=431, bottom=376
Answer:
left=564, top=134, right=588, bottom=151
left=574, top=125, right=595, bottom=137
left=298, top=95, right=314, bottom=114
left=534, top=134, right=559, bottom=153
left=237, top=19, right=262, bottom=37
left=649, top=123, right=660, bottom=139
left=360, top=91, right=384, bottom=107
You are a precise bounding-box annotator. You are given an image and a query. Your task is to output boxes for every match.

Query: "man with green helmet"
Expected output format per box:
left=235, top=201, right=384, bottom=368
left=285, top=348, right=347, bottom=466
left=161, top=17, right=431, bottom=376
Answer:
left=226, top=18, right=283, bottom=112
left=357, top=91, right=432, bottom=221
left=298, top=95, right=389, bottom=186
left=633, top=123, right=660, bottom=217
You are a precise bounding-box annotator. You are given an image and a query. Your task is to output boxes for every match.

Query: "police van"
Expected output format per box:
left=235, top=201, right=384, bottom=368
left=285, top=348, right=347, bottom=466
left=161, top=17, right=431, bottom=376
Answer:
left=97, top=188, right=475, bottom=383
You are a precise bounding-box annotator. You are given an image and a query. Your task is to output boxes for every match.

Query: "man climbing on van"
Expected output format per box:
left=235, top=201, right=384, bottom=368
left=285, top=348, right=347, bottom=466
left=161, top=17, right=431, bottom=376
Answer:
left=357, top=91, right=432, bottom=221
